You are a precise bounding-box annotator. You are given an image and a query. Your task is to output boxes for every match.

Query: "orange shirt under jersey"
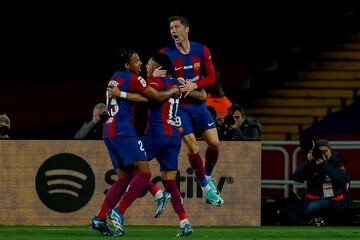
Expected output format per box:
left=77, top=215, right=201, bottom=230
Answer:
left=205, top=93, right=232, bottom=119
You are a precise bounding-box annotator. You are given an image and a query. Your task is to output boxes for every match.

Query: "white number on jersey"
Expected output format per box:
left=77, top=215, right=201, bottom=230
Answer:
left=167, top=98, right=181, bottom=127
left=106, top=92, right=119, bottom=124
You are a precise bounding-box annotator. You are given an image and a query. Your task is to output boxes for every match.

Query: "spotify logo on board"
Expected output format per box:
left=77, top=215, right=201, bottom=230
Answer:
left=35, top=153, right=95, bottom=213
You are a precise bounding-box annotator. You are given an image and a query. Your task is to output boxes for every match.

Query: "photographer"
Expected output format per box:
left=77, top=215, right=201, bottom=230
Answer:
left=293, top=139, right=351, bottom=225
left=0, top=114, right=11, bottom=139
left=218, top=103, right=261, bottom=140
left=74, top=103, right=108, bottom=139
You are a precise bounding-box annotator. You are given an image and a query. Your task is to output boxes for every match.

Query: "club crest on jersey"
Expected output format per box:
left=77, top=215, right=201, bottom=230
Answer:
left=177, top=127, right=184, bottom=134
left=194, top=62, right=200, bottom=70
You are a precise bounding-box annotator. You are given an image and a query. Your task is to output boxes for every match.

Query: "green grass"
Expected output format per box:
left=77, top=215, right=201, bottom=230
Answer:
left=0, top=226, right=359, bottom=240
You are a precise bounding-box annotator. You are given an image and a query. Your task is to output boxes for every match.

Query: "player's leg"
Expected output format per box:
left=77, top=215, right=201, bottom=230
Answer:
left=156, top=136, right=192, bottom=236
left=180, top=105, right=222, bottom=206
left=192, top=104, right=223, bottom=206
left=146, top=173, right=171, bottom=218
left=109, top=161, right=151, bottom=235
left=161, top=171, right=193, bottom=237
left=91, top=138, right=129, bottom=236
left=142, top=134, right=171, bottom=218
left=115, top=161, right=151, bottom=215
left=108, top=137, right=150, bottom=235
left=95, top=168, right=131, bottom=220
left=182, top=133, right=211, bottom=190
left=157, top=140, right=193, bottom=237
left=202, top=128, right=221, bottom=194
left=179, top=109, right=209, bottom=191
left=202, top=128, right=220, bottom=177
left=197, top=104, right=221, bottom=179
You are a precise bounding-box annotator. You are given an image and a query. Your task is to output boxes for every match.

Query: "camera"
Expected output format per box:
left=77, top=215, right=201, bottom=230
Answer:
left=312, top=147, right=325, bottom=160
left=99, top=111, right=109, bottom=122
left=0, top=125, right=9, bottom=136
left=224, top=114, right=236, bottom=126
left=300, top=139, right=325, bottom=160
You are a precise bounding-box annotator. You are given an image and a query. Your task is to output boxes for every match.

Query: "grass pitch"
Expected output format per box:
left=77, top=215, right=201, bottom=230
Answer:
left=0, top=226, right=359, bottom=240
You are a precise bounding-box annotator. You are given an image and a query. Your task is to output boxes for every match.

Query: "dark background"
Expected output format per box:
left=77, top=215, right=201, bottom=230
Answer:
left=1, top=3, right=357, bottom=139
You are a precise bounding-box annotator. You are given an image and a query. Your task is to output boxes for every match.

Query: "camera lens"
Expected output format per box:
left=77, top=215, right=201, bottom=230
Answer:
left=99, top=112, right=108, bottom=121
left=224, top=114, right=236, bottom=126
left=312, top=148, right=324, bottom=160
left=0, top=125, right=9, bottom=136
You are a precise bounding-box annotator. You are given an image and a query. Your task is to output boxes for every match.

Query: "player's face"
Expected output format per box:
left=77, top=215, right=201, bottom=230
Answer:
left=170, top=20, right=189, bottom=44
left=127, top=53, right=142, bottom=75
left=145, top=58, right=158, bottom=77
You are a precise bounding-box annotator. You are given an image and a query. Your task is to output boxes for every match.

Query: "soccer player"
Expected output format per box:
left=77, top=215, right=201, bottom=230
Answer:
left=90, top=47, right=178, bottom=236
left=108, top=53, right=206, bottom=236
left=141, top=52, right=197, bottom=237
left=160, top=15, right=224, bottom=206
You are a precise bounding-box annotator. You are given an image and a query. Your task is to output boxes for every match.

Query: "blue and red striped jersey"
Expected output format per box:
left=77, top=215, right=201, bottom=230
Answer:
left=145, top=76, right=181, bottom=137
left=103, top=71, right=148, bottom=138
left=160, top=41, right=215, bottom=90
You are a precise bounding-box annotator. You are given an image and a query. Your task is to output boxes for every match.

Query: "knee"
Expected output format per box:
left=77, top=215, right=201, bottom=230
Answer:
left=161, top=170, right=177, bottom=180
left=208, top=140, right=220, bottom=151
left=133, top=161, right=151, bottom=174
left=185, top=139, right=199, bottom=154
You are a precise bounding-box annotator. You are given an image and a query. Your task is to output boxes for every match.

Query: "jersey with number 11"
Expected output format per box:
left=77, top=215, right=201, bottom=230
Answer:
left=145, top=76, right=181, bottom=137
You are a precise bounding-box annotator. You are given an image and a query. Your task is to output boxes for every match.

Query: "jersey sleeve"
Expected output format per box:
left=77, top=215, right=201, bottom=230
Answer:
left=195, top=45, right=216, bottom=88
left=146, top=76, right=165, bottom=91
left=128, top=74, right=149, bottom=92
left=107, top=72, right=122, bottom=88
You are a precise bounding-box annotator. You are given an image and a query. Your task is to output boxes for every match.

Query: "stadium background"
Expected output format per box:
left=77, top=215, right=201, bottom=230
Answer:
left=1, top=2, right=360, bottom=231
left=2, top=3, right=357, bottom=139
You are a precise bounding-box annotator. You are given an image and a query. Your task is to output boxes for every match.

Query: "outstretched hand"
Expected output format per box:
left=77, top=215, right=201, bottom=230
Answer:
left=152, top=66, right=167, bottom=77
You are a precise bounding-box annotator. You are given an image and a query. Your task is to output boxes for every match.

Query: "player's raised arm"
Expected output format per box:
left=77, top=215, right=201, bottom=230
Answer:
left=194, top=46, right=216, bottom=88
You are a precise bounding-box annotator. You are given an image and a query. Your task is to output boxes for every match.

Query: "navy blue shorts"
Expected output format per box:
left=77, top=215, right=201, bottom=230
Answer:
left=178, top=102, right=216, bottom=136
left=104, top=136, right=147, bottom=169
left=142, top=134, right=181, bottom=171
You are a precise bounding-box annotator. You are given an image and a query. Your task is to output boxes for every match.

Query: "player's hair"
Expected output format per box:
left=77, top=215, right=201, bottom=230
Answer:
left=151, top=52, right=171, bottom=72
left=116, top=47, right=137, bottom=71
left=168, top=15, right=190, bottom=27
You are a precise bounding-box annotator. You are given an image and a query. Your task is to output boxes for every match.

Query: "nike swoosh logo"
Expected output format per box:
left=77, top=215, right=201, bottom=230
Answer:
left=208, top=122, right=215, bottom=126
left=175, top=67, right=183, bottom=71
